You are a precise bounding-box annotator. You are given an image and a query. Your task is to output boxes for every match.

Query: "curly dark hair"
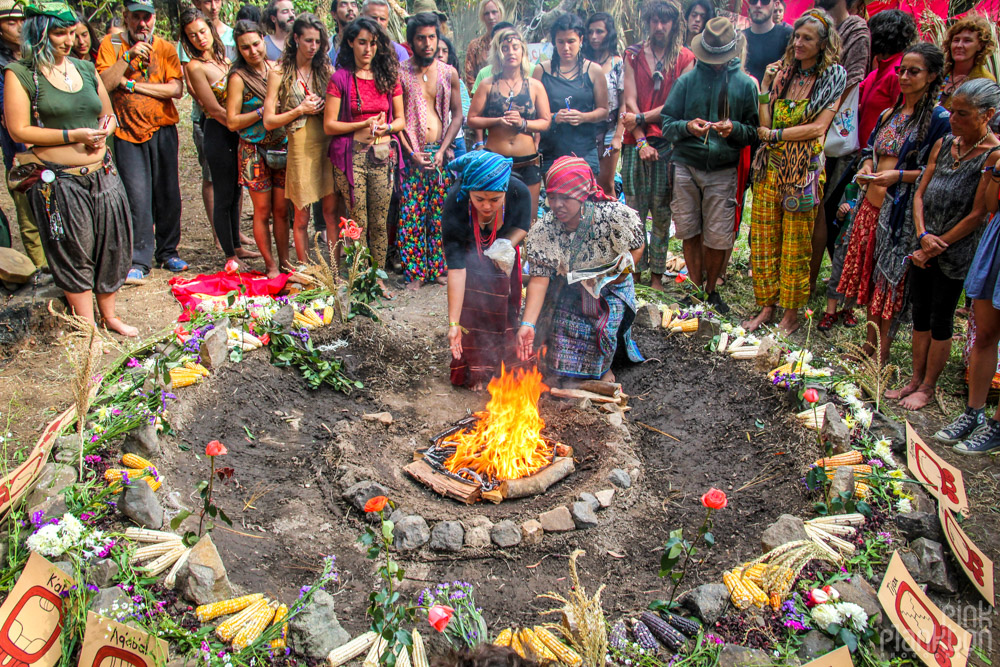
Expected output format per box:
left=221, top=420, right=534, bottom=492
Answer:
left=684, top=0, right=715, bottom=33
left=236, top=4, right=262, bottom=23
left=582, top=12, right=618, bottom=60
left=178, top=7, right=227, bottom=64
left=549, top=12, right=586, bottom=71
left=438, top=34, right=459, bottom=69
left=336, top=16, right=399, bottom=96
left=279, top=13, right=332, bottom=101
left=872, top=41, right=944, bottom=165
left=868, top=9, right=916, bottom=58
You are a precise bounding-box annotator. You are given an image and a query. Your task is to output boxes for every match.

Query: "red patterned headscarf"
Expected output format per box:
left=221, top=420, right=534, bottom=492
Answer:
left=544, top=156, right=615, bottom=202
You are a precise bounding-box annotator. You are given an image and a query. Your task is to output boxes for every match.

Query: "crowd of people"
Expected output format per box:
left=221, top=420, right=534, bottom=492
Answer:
left=2, top=0, right=1000, bottom=452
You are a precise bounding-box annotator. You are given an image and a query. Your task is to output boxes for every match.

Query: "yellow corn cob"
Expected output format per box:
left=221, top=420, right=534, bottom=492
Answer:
left=723, top=571, right=754, bottom=610
left=362, top=636, right=388, bottom=667
left=293, top=313, right=318, bottom=330
left=520, top=628, right=557, bottom=663
left=323, top=306, right=334, bottom=325
left=823, top=465, right=873, bottom=479
left=769, top=592, right=782, bottom=611
left=105, top=468, right=161, bottom=491
left=855, top=481, right=871, bottom=497
left=661, top=309, right=674, bottom=329
left=121, top=453, right=155, bottom=470
left=670, top=318, right=699, bottom=333
left=232, top=601, right=277, bottom=651
left=269, top=603, right=289, bottom=650
left=741, top=576, right=769, bottom=608
left=493, top=628, right=513, bottom=647
left=410, top=630, right=428, bottom=667
left=533, top=627, right=582, bottom=667
left=510, top=631, right=527, bottom=659
left=814, top=451, right=863, bottom=467
left=216, top=599, right=268, bottom=642
left=170, top=367, right=202, bottom=387
left=328, top=632, right=378, bottom=667
left=184, top=361, right=210, bottom=376
left=304, top=308, right=324, bottom=325
left=740, top=563, right=767, bottom=585
left=196, top=594, right=265, bottom=623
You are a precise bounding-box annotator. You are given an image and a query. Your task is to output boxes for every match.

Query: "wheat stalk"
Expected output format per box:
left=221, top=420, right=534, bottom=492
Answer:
left=840, top=322, right=896, bottom=413
left=538, top=550, right=607, bottom=667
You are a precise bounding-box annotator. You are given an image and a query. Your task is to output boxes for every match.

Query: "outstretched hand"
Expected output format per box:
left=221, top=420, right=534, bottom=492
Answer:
left=516, top=325, right=535, bottom=361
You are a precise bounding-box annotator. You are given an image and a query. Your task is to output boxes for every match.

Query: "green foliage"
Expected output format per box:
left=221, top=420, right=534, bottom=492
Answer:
left=343, top=241, right=388, bottom=321
left=656, top=505, right=720, bottom=606
left=268, top=331, right=362, bottom=391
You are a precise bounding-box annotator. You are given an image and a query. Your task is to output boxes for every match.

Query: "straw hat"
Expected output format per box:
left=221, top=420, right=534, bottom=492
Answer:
left=690, top=17, right=743, bottom=65
left=411, top=0, right=447, bottom=22
left=0, top=0, right=25, bottom=19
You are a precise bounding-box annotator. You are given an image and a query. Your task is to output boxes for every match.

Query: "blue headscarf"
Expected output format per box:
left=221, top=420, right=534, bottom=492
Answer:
left=448, top=151, right=513, bottom=199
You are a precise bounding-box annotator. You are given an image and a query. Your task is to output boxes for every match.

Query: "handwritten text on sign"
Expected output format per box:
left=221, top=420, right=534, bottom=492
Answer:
left=905, top=422, right=968, bottom=515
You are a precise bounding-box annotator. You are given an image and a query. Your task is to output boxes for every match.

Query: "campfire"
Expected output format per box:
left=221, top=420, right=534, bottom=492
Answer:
left=405, top=365, right=575, bottom=504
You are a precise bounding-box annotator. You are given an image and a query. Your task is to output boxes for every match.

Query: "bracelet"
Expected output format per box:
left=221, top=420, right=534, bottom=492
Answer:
left=449, top=321, right=461, bottom=327
left=520, top=119, right=527, bottom=133
left=255, top=108, right=263, bottom=120
left=472, top=141, right=485, bottom=150
left=898, top=170, right=904, bottom=183
left=758, top=92, right=771, bottom=104
left=636, top=112, right=646, bottom=127
left=918, top=231, right=930, bottom=240
left=636, top=138, right=648, bottom=150
left=776, top=128, right=783, bottom=141
left=122, top=51, right=131, bottom=64
left=62, top=129, right=69, bottom=143
left=520, top=321, right=535, bottom=330
left=125, top=80, right=135, bottom=93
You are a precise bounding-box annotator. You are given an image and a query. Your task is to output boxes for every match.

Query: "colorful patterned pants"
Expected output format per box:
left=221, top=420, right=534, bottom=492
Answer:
left=398, top=166, right=450, bottom=283
left=750, top=172, right=823, bottom=309
left=333, top=149, right=393, bottom=269
left=621, top=143, right=672, bottom=274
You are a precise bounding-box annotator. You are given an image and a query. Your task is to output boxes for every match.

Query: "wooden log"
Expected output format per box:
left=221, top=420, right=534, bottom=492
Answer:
left=577, top=380, right=622, bottom=398
left=0, top=247, right=36, bottom=284
left=554, top=443, right=573, bottom=458
left=502, top=457, right=575, bottom=499
left=481, top=489, right=504, bottom=504
left=404, top=459, right=481, bottom=504
left=549, top=387, right=620, bottom=404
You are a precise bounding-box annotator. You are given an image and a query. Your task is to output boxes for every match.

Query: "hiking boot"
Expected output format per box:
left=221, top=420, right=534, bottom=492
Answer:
left=707, top=291, right=730, bottom=314
left=935, top=406, right=986, bottom=444
left=817, top=312, right=838, bottom=331
left=954, top=418, right=1000, bottom=455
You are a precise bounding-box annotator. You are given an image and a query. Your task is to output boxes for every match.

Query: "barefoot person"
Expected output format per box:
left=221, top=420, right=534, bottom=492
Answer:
left=227, top=21, right=289, bottom=278
left=517, top=157, right=645, bottom=384
left=887, top=79, right=1000, bottom=411
left=5, top=1, right=136, bottom=336
left=398, top=13, right=462, bottom=288
left=745, top=9, right=845, bottom=335
left=444, top=151, right=531, bottom=390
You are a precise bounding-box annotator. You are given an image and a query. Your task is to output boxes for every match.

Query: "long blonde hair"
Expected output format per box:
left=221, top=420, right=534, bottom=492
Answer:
left=488, top=27, right=531, bottom=79
left=780, top=8, right=842, bottom=73
left=478, top=0, right=504, bottom=27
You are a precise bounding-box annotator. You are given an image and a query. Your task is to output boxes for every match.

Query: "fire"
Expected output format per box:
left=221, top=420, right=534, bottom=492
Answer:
left=444, top=365, right=551, bottom=483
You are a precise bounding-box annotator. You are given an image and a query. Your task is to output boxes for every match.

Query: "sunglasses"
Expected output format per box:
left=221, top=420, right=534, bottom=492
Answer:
left=894, top=65, right=927, bottom=77
left=748, top=0, right=773, bottom=6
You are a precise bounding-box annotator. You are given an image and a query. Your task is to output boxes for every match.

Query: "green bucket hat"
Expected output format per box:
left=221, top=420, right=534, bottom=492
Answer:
left=24, top=0, right=75, bottom=22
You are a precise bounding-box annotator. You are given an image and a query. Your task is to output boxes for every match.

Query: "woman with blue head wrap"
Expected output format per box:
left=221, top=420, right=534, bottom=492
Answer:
left=442, top=150, right=532, bottom=389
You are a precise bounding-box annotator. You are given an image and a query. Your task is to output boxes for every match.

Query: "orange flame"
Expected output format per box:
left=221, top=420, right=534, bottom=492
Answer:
left=444, top=365, right=551, bottom=483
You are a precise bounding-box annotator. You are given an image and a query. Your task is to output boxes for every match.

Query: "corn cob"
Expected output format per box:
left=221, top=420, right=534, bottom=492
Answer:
left=729, top=336, right=746, bottom=350
left=493, top=628, right=513, bottom=647
left=739, top=563, right=767, bottom=585
left=814, top=451, right=863, bottom=467
left=823, top=465, right=873, bottom=479
left=717, top=332, right=729, bottom=353
left=520, top=628, right=557, bottom=663
left=630, top=620, right=660, bottom=651
left=723, top=571, right=754, bottom=610
left=322, top=306, right=334, bottom=325
left=121, top=453, right=155, bottom=469
left=534, top=627, right=582, bottom=667
left=509, top=631, right=528, bottom=659
left=130, top=541, right=181, bottom=564
left=105, top=468, right=161, bottom=491
left=639, top=612, right=685, bottom=649
left=304, top=308, right=324, bottom=326
left=328, top=632, right=377, bottom=667
left=124, top=527, right=180, bottom=542
left=729, top=347, right=759, bottom=359
left=232, top=601, right=277, bottom=651
left=196, top=594, right=265, bottom=623
left=184, top=361, right=210, bottom=376
left=216, top=599, right=269, bottom=642
left=661, top=612, right=700, bottom=638
left=769, top=592, right=782, bottom=611
left=362, top=635, right=388, bottom=667
left=661, top=309, right=674, bottom=329
left=855, top=482, right=871, bottom=497
left=395, top=644, right=411, bottom=667
left=141, top=544, right=187, bottom=576
left=269, top=603, right=289, bottom=650
left=410, top=630, right=428, bottom=667
left=170, top=366, right=203, bottom=388
left=164, top=547, right=191, bottom=589
left=608, top=621, right=628, bottom=650
left=743, top=577, right=768, bottom=608
left=670, top=318, right=699, bottom=333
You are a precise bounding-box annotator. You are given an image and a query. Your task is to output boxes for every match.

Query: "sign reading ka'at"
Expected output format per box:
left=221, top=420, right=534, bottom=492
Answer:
left=905, top=422, right=968, bottom=515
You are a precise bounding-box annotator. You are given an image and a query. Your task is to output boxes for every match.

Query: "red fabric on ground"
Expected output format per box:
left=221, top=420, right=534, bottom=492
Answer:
left=169, top=271, right=289, bottom=321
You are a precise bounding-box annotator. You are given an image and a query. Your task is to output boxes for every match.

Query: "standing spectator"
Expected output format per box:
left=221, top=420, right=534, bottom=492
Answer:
left=96, top=0, right=185, bottom=281
left=661, top=17, right=758, bottom=313
left=463, top=0, right=503, bottom=90
left=812, top=0, right=869, bottom=295
left=772, top=0, right=786, bottom=24
left=888, top=79, right=1000, bottom=411
left=236, top=5, right=261, bottom=24
left=228, top=21, right=288, bottom=278
left=621, top=0, right=694, bottom=291
left=0, top=0, right=42, bottom=266
left=72, top=11, right=99, bottom=61
left=325, top=16, right=404, bottom=293
left=263, top=14, right=334, bottom=268
left=361, top=0, right=411, bottom=62
left=743, top=0, right=793, bottom=84
left=467, top=26, right=551, bottom=220
left=534, top=13, right=608, bottom=176
left=436, top=35, right=469, bottom=157
left=857, top=10, right=915, bottom=153
left=684, top=0, right=713, bottom=42
left=939, top=15, right=996, bottom=111
left=745, top=9, right=845, bottom=335
left=328, top=0, right=358, bottom=60
left=262, top=0, right=295, bottom=61
left=584, top=12, right=624, bottom=198
left=397, top=13, right=463, bottom=288
left=4, top=1, right=135, bottom=334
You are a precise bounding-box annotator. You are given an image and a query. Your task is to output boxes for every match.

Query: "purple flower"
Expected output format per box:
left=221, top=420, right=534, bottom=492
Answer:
left=705, top=634, right=724, bottom=645
left=111, top=408, right=121, bottom=416
left=87, top=584, right=99, bottom=592
left=30, top=510, right=45, bottom=526
left=90, top=435, right=100, bottom=443
left=84, top=455, right=102, bottom=465
left=127, top=357, right=141, bottom=368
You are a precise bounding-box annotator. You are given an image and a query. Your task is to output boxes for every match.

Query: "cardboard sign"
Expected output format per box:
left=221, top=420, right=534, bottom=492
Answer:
left=905, top=422, right=969, bottom=515
left=878, top=552, right=972, bottom=667
left=0, top=404, right=77, bottom=517
left=78, top=612, right=169, bottom=667
left=0, top=552, right=75, bottom=667
left=939, top=505, right=995, bottom=607
left=526, top=42, right=551, bottom=65
left=800, top=645, right=854, bottom=667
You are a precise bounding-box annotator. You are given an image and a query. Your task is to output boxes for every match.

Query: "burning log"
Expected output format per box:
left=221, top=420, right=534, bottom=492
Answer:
left=404, top=459, right=482, bottom=504
left=500, top=457, right=575, bottom=499
left=576, top=380, right=622, bottom=398
left=549, top=387, right=621, bottom=404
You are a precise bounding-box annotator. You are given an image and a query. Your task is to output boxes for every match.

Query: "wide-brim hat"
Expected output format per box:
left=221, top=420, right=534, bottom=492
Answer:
left=690, top=16, right=742, bottom=65
left=0, top=0, right=25, bottom=19
left=411, top=0, right=447, bottom=22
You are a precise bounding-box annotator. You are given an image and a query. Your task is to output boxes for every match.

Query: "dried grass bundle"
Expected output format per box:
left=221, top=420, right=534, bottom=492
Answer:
left=840, top=322, right=896, bottom=413
left=538, top=550, right=607, bottom=667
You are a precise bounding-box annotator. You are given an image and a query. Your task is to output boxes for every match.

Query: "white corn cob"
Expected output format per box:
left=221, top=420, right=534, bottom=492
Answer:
left=362, top=636, right=389, bottom=667
left=329, top=632, right=378, bottom=667
left=164, top=547, right=192, bottom=589
left=410, top=631, right=428, bottom=667
left=130, top=542, right=182, bottom=564
left=395, top=644, right=411, bottom=667
left=717, top=332, right=729, bottom=353
left=141, top=544, right=187, bottom=576
left=124, top=528, right=181, bottom=543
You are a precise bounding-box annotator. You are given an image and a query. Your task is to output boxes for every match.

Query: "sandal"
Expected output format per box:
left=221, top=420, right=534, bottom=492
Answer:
left=817, top=312, right=838, bottom=331
left=839, top=309, right=859, bottom=327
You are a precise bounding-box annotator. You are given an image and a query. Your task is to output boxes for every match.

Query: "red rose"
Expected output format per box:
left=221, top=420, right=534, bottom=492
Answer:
left=675, top=274, right=686, bottom=284
left=345, top=220, right=362, bottom=241
left=803, top=388, right=819, bottom=403
left=364, top=495, right=388, bottom=513
left=224, top=259, right=240, bottom=274
left=427, top=604, right=454, bottom=632
left=701, top=488, right=727, bottom=510
left=205, top=440, right=228, bottom=457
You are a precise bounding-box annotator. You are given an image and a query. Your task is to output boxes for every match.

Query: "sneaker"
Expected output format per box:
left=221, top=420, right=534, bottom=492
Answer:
left=934, top=406, right=986, bottom=444
left=840, top=309, right=859, bottom=327
left=125, top=267, right=148, bottom=284
left=706, top=291, right=730, bottom=314
left=817, top=312, right=838, bottom=331
left=159, top=256, right=188, bottom=272
left=954, top=419, right=1000, bottom=455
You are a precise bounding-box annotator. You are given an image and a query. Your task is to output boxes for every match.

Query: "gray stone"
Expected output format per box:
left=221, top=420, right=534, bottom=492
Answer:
left=88, top=559, right=120, bottom=588
left=754, top=336, right=782, bottom=372
left=287, top=589, right=351, bottom=660
left=463, top=525, right=491, bottom=548
left=820, top=404, right=852, bottom=454
left=797, top=630, right=835, bottom=660
left=896, top=511, right=944, bottom=543
left=429, top=521, right=464, bottom=552
left=0, top=247, right=36, bottom=283
left=680, top=583, right=730, bottom=625
left=578, top=492, right=600, bottom=511
left=118, top=481, right=164, bottom=529
left=54, top=434, right=78, bottom=452
left=595, top=489, right=615, bottom=508
left=122, top=422, right=162, bottom=459
left=900, top=550, right=921, bottom=577
left=520, top=519, right=544, bottom=546
left=869, top=412, right=906, bottom=454
left=469, top=515, right=493, bottom=529
left=91, top=586, right=131, bottom=615
left=179, top=534, right=233, bottom=605
left=273, top=304, right=295, bottom=330
left=608, top=468, right=632, bottom=489
left=539, top=506, right=575, bottom=533
left=696, top=318, right=720, bottom=340
left=394, top=515, right=430, bottom=551
left=829, top=466, right=856, bottom=503
left=608, top=412, right=623, bottom=428
left=760, top=514, right=808, bottom=553
left=910, top=538, right=959, bottom=594
left=198, top=320, right=230, bottom=370
left=570, top=501, right=599, bottom=529
left=32, top=463, right=78, bottom=497
left=54, top=560, right=74, bottom=578
left=54, top=450, right=76, bottom=464
left=491, top=520, right=521, bottom=548
left=718, top=643, right=772, bottom=667
left=26, top=493, right=68, bottom=524
left=633, top=304, right=662, bottom=328
left=388, top=508, right=407, bottom=525
left=341, top=480, right=389, bottom=512
left=836, top=575, right=882, bottom=624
